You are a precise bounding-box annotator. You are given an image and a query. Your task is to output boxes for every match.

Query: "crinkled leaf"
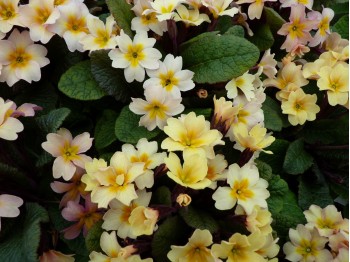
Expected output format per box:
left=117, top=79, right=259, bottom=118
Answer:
left=95, top=110, right=118, bottom=150
left=333, top=15, right=349, bottom=39
left=115, top=106, right=161, bottom=144
left=256, top=160, right=273, bottom=181
left=224, top=25, right=245, bottom=37
left=151, top=216, right=188, bottom=262
left=152, top=186, right=172, bottom=206
left=267, top=175, right=289, bottom=214
left=106, top=0, right=135, bottom=37
left=248, top=24, right=274, bottom=51
left=58, top=61, right=106, bottom=101
left=264, top=7, right=286, bottom=33
left=0, top=203, right=49, bottom=262
left=90, top=50, right=133, bottom=103
left=35, top=108, right=71, bottom=133
left=85, top=220, right=103, bottom=253
left=283, top=139, right=314, bottom=175
left=262, top=96, right=283, bottom=131
left=179, top=206, right=219, bottom=233
left=259, top=139, right=290, bottom=173
left=181, top=33, right=260, bottom=84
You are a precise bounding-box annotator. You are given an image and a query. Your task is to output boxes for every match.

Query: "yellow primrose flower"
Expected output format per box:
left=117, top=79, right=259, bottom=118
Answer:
left=281, top=88, right=320, bottom=126
left=202, top=0, right=239, bottom=19
left=211, top=231, right=267, bottom=262
left=167, top=229, right=216, bottom=262
left=206, top=154, right=228, bottom=190
left=81, top=158, right=108, bottom=192
left=102, top=189, right=152, bottom=239
left=87, top=152, right=145, bottom=208
left=283, top=225, right=333, bottom=262
left=304, top=204, right=349, bottom=237
left=233, top=124, right=275, bottom=154
left=173, top=5, right=210, bottom=27
left=302, top=58, right=328, bottom=80
left=39, top=250, right=74, bottom=262
left=128, top=206, right=158, bottom=237
left=161, top=112, right=224, bottom=159
left=164, top=152, right=211, bottom=189
left=212, top=95, right=240, bottom=135
left=0, top=0, right=22, bottom=34
left=212, top=163, right=269, bottom=214
left=264, top=62, right=308, bottom=91
left=256, top=233, right=280, bottom=260
left=317, top=63, right=349, bottom=106
left=225, top=71, right=256, bottom=101
left=258, top=49, right=278, bottom=79
left=236, top=0, right=277, bottom=20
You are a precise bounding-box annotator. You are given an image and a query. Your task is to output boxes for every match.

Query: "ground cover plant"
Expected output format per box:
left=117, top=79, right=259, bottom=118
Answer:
left=0, top=0, right=348, bottom=261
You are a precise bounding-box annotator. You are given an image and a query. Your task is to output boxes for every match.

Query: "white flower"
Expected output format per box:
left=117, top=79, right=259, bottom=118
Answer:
left=0, top=29, right=50, bottom=87
left=131, top=0, right=167, bottom=36
left=212, top=163, right=269, bottom=214
left=144, top=54, right=195, bottom=98
left=130, top=86, right=184, bottom=130
left=143, top=0, right=185, bottom=22
left=80, top=15, right=118, bottom=51
left=202, top=0, right=239, bottom=18
left=0, top=0, right=22, bottom=34
left=0, top=194, right=23, bottom=231
left=173, top=5, right=210, bottom=26
left=109, top=30, right=162, bottom=83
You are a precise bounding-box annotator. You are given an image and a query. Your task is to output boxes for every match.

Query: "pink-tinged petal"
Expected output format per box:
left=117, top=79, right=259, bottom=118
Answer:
left=71, top=132, right=93, bottom=153
left=42, top=133, right=65, bottom=157
left=62, top=222, right=83, bottom=239
left=57, top=128, right=73, bottom=143
left=52, top=156, right=76, bottom=180
left=61, top=201, right=84, bottom=221
left=51, top=181, right=74, bottom=194
left=26, top=44, right=50, bottom=67
left=15, top=103, right=42, bottom=117
left=72, top=154, right=92, bottom=169
left=0, top=117, right=24, bottom=141
left=0, top=194, right=23, bottom=217
left=0, top=40, right=14, bottom=64
left=0, top=65, right=20, bottom=87
left=9, top=29, right=33, bottom=49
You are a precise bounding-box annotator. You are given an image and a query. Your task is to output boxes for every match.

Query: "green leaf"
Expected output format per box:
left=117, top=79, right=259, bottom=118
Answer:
left=283, top=139, right=313, bottom=175
left=224, top=25, right=245, bottom=37
left=248, top=24, right=274, bottom=51
left=298, top=165, right=334, bottom=210
left=262, top=96, right=283, bottom=131
left=106, top=0, right=135, bottom=37
left=259, top=139, right=290, bottom=173
left=151, top=216, right=188, bottom=262
left=115, top=106, right=161, bottom=144
left=95, top=110, right=118, bottom=150
left=264, top=7, right=286, bottom=33
left=179, top=206, right=219, bottom=233
left=271, top=191, right=306, bottom=240
left=182, top=108, right=213, bottom=119
left=333, top=15, right=349, bottom=39
left=0, top=203, right=49, bottom=262
left=266, top=175, right=289, bottom=214
left=256, top=160, right=273, bottom=181
left=85, top=220, right=103, bottom=253
left=181, top=33, right=260, bottom=84
left=35, top=108, right=71, bottom=133
left=215, top=16, right=233, bottom=34
left=90, top=50, right=132, bottom=103
left=58, top=61, right=106, bottom=101
left=152, top=186, right=172, bottom=206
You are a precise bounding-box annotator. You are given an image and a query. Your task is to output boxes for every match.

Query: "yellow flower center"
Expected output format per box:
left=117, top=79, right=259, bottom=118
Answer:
left=296, top=239, right=318, bottom=258
left=141, top=13, right=158, bottom=25
left=317, top=218, right=335, bottom=229
left=298, top=0, right=308, bottom=4
left=35, top=7, right=51, bottom=24
left=231, top=179, right=254, bottom=201
left=319, top=18, right=329, bottom=36
left=294, top=102, right=303, bottom=111
left=8, top=48, right=31, bottom=69
left=94, top=29, right=110, bottom=47
left=54, top=0, right=67, bottom=6
left=125, top=44, right=145, bottom=67
left=66, top=16, right=88, bottom=33
left=289, top=20, right=306, bottom=39
left=61, top=143, right=80, bottom=162
left=0, top=4, right=15, bottom=20
left=159, top=71, right=179, bottom=91
left=161, top=4, right=174, bottom=13
left=131, top=153, right=152, bottom=169
left=237, top=109, right=250, bottom=125
left=144, top=100, right=168, bottom=120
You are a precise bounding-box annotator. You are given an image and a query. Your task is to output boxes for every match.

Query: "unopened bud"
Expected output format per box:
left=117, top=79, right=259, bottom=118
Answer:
left=197, top=89, right=208, bottom=98
left=176, top=193, right=192, bottom=207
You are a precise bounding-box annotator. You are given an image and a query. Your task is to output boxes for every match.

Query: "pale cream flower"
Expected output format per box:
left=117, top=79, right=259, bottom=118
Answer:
left=129, top=86, right=184, bottom=131
left=212, top=95, right=240, bottom=135
left=144, top=54, right=195, bottom=99
left=0, top=0, right=22, bottom=34
left=212, top=231, right=267, bottom=262
left=0, top=98, right=23, bottom=141
left=226, top=71, right=256, bottom=101
left=233, top=123, right=275, bottom=154
left=308, top=8, right=334, bottom=47
left=256, top=233, right=280, bottom=259
left=143, top=0, right=185, bottom=21
left=258, top=49, right=278, bottom=79
left=168, top=229, right=216, bottom=262
left=206, top=154, right=228, bottom=190
left=317, top=63, right=349, bottom=106
left=281, top=88, right=320, bottom=126
left=173, top=5, right=210, bottom=26
left=304, top=205, right=349, bottom=237
left=0, top=194, right=23, bottom=231
left=81, top=158, right=108, bottom=192
left=121, top=138, right=167, bottom=189
left=165, top=152, right=211, bottom=189
left=19, top=0, right=60, bottom=44
left=161, top=112, right=224, bottom=159
left=131, top=0, right=167, bottom=36
left=109, top=30, right=162, bottom=83
left=212, top=163, right=269, bottom=214
left=0, top=29, right=50, bottom=87
left=39, top=250, right=75, bottom=262
left=102, top=189, right=152, bottom=239
left=236, top=0, right=277, bottom=20
left=42, top=128, right=93, bottom=181
left=80, top=15, right=118, bottom=51
left=128, top=206, right=158, bottom=236
left=280, top=0, right=313, bottom=10
left=283, top=225, right=333, bottom=262
left=48, top=0, right=92, bottom=52
left=202, top=0, right=239, bottom=19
